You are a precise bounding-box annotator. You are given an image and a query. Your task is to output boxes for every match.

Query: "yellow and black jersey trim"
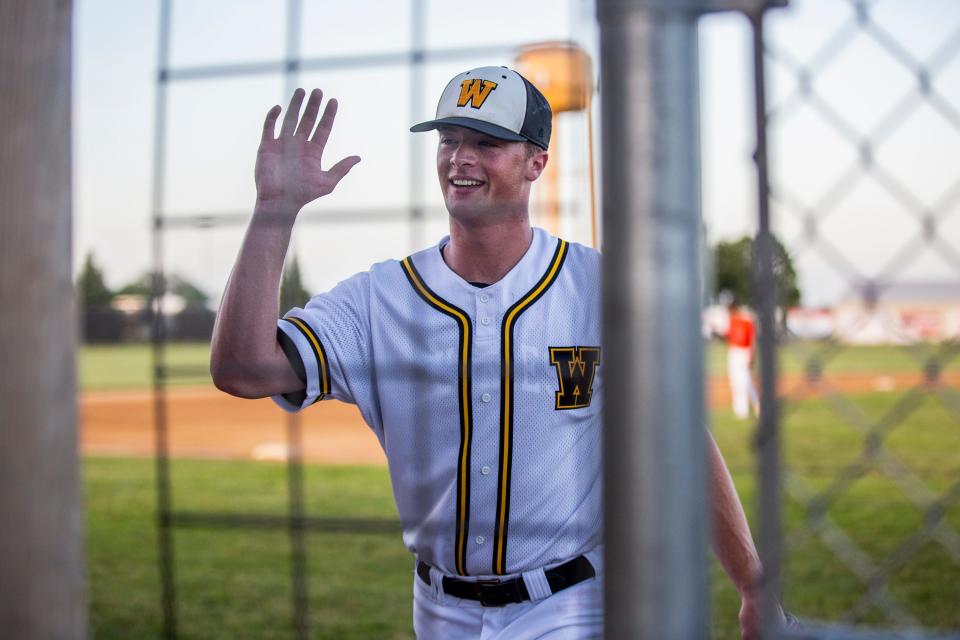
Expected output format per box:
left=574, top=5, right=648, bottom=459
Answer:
left=401, top=256, right=475, bottom=577
left=492, top=239, right=568, bottom=575
left=280, top=316, right=330, bottom=404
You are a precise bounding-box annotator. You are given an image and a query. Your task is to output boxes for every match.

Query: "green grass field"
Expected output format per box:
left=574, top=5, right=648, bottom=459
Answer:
left=85, top=393, right=960, bottom=638
left=80, top=342, right=212, bottom=391
left=707, top=340, right=960, bottom=377
left=78, top=340, right=959, bottom=393
left=81, top=343, right=960, bottom=637
left=86, top=460, right=412, bottom=639
left=709, top=392, right=960, bottom=637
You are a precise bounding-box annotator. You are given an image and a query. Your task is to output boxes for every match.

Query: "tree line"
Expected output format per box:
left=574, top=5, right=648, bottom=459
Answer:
left=711, top=234, right=800, bottom=310
left=76, top=236, right=798, bottom=343
left=76, top=252, right=311, bottom=343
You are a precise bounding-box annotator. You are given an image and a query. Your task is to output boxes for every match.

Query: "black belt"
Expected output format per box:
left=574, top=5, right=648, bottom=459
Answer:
left=416, top=555, right=595, bottom=607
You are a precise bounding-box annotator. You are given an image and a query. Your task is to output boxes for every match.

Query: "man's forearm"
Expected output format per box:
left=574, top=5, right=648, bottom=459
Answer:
left=210, top=200, right=302, bottom=396
left=707, top=430, right=761, bottom=597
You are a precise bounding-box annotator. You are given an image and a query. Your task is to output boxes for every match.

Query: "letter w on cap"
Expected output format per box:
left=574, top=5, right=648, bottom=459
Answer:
left=457, top=79, right=498, bottom=109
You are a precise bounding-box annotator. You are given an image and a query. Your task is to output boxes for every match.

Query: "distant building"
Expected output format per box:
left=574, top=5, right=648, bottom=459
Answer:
left=785, top=307, right=834, bottom=340
left=112, top=293, right=187, bottom=315
left=108, top=293, right=212, bottom=342
left=787, top=281, right=960, bottom=344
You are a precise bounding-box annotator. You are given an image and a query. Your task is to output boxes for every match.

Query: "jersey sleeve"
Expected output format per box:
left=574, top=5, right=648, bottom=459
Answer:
left=271, top=271, right=373, bottom=412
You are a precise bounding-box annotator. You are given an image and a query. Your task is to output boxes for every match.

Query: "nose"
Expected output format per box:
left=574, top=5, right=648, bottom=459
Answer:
left=450, top=142, right=476, bottom=167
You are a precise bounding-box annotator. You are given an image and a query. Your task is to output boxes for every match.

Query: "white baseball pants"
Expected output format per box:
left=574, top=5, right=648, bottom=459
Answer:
left=727, top=346, right=759, bottom=419
left=412, top=547, right=603, bottom=639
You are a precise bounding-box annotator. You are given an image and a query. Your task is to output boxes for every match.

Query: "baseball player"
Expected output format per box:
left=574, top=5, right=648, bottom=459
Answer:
left=211, top=66, right=783, bottom=639
left=726, top=301, right=761, bottom=420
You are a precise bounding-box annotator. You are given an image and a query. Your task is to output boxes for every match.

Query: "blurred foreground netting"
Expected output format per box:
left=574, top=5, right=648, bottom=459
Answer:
left=75, top=0, right=960, bottom=638
left=138, top=1, right=598, bottom=638
left=85, top=457, right=411, bottom=640
left=764, top=0, right=960, bottom=632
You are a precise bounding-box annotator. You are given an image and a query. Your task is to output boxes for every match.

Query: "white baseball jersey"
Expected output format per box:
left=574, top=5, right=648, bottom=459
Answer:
left=273, top=227, right=602, bottom=578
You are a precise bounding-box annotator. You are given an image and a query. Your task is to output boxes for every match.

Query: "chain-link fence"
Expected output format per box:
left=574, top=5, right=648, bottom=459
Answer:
left=73, top=0, right=960, bottom=637
left=595, top=0, right=960, bottom=636
left=764, top=0, right=960, bottom=634
left=142, top=1, right=596, bottom=638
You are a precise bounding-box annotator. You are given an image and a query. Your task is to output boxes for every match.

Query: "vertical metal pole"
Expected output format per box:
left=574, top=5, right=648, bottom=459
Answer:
left=586, top=94, right=599, bottom=248
left=542, top=114, right=561, bottom=235
left=598, top=1, right=708, bottom=637
left=150, top=1, right=177, bottom=638
left=749, top=11, right=783, bottom=638
left=0, top=2, right=86, bottom=638
left=285, top=412, right=309, bottom=640
left=409, top=0, right=427, bottom=252
left=283, top=2, right=311, bottom=638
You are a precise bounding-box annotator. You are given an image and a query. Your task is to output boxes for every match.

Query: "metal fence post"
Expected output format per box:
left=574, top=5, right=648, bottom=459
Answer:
left=598, top=1, right=709, bottom=637
left=150, top=1, right=178, bottom=637
left=0, top=1, right=86, bottom=638
left=748, top=11, right=784, bottom=638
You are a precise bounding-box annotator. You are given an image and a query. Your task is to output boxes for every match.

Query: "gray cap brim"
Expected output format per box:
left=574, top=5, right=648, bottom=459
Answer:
left=409, top=116, right=527, bottom=143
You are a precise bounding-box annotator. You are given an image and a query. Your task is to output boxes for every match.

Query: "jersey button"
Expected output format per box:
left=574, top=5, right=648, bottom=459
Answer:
left=479, top=293, right=490, bottom=303
left=480, top=317, right=491, bottom=326
left=481, top=393, right=491, bottom=403
left=480, top=465, right=490, bottom=475
left=475, top=536, right=485, bottom=545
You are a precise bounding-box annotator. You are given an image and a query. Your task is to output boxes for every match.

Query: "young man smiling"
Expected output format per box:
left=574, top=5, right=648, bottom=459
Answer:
left=433, top=124, right=544, bottom=286
left=211, top=66, right=781, bottom=639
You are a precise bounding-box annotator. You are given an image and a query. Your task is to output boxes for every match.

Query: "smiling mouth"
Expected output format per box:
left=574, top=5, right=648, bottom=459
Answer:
left=450, top=178, right=485, bottom=188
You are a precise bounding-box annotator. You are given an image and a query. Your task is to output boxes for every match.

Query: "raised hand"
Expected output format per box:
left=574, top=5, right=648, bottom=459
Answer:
left=255, top=88, right=361, bottom=212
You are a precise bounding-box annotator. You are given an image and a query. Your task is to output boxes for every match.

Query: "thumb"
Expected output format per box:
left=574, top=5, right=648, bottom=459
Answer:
left=328, top=155, right=361, bottom=182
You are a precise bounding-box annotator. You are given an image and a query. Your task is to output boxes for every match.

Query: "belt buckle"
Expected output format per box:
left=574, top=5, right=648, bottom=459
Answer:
left=473, top=577, right=506, bottom=607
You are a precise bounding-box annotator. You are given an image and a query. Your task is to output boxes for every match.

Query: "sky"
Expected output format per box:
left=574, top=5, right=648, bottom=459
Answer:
left=73, top=0, right=960, bottom=308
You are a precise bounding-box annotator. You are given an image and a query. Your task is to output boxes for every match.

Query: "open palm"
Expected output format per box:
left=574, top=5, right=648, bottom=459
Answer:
left=255, top=88, right=360, bottom=211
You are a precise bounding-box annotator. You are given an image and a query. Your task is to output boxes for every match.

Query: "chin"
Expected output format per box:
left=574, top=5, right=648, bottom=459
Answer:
left=445, top=199, right=489, bottom=222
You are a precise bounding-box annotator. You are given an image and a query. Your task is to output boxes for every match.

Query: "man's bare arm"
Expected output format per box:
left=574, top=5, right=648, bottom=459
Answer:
left=707, top=430, right=784, bottom=640
left=210, top=88, right=360, bottom=398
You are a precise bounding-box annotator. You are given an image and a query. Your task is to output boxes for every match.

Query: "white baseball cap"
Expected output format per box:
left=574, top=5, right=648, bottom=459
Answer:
left=410, top=66, right=552, bottom=150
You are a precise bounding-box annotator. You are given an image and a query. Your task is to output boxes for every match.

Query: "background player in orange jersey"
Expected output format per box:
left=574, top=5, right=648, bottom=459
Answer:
left=726, top=301, right=761, bottom=420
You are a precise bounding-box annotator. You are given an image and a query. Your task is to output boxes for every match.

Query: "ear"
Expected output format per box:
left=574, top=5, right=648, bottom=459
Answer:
left=525, top=150, right=548, bottom=182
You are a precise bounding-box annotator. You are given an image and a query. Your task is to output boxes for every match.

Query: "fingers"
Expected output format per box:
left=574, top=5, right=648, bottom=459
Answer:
left=295, top=88, right=323, bottom=138
left=310, top=98, right=338, bottom=149
left=280, top=88, right=306, bottom=137
left=272, top=89, right=338, bottom=145
left=327, top=155, right=362, bottom=183
left=261, top=105, right=282, bottom=142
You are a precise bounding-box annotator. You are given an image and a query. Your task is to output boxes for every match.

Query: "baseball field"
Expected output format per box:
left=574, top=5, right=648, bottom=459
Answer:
left=81, top=342, right=960, bottom=639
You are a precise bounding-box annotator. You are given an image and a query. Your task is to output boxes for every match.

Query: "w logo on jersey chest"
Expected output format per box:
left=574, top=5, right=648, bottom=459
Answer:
left=549, top=346, right=601, bottom=410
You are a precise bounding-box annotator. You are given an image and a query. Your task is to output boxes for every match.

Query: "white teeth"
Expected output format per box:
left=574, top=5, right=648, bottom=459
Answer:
left=452, top=179, right=482, bottom=186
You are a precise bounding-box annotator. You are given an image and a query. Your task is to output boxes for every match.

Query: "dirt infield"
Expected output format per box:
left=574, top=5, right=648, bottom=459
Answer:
left=80, top=387, right=387, bottom=464
left=79, top=372, right=960, bottom=464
